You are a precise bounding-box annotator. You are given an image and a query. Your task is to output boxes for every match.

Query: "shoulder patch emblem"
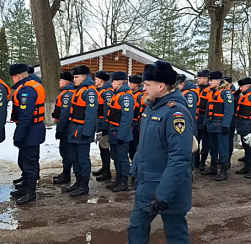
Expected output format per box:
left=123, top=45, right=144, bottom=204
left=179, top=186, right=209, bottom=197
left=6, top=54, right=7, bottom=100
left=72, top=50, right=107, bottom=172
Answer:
left=187, top=95, right=193, bottom=107
left=173, top=118, right=185, bottom=134
left=124, top=99, right=130, bottom=107
left=166, top=101, right=177, bottom=108
left=173, top=112, right=184, bottom=118
left=20, top=97, right=27, bottom=105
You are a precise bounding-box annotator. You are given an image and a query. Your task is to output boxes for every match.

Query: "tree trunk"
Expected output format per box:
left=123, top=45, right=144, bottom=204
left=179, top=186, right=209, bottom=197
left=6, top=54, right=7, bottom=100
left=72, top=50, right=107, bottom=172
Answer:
left=206, top=1, right=233, bottom=71
left=30, top=0, right=61, bottom=125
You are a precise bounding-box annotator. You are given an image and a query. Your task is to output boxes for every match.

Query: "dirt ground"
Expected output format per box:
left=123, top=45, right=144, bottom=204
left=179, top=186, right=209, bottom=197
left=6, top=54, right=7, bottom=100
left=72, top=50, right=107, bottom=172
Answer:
left=1, top=150, right=251, bottom=244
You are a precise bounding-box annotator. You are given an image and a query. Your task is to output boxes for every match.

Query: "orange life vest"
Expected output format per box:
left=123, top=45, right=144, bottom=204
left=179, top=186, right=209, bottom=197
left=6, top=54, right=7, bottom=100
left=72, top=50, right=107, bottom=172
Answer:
left=207, top=89, right=227, bottom=118
left=106, top=90, right=134, bottom=126
left=182, top=87, right=200, bottom=120
left=52, top=88, right=75, bottom=121
left=235, top=92, right=251, bottom=119
left=0, top=79, right=11, bottom=100
left=138, top=93, right=147, bottom=119
left=198, top=87, right=211, bottom=114
left=69, top=85, right=97, bottom=124
left=132, top=90, right=143, bottom=122
left=97, top=87, right=113, bottom=119
left=11, top=80, right=45, bottom=123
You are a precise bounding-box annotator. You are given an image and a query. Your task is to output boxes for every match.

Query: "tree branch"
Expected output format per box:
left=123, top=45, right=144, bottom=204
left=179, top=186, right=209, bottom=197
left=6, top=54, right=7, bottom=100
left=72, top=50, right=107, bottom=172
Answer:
left=51, top=0, right=64, bottom=19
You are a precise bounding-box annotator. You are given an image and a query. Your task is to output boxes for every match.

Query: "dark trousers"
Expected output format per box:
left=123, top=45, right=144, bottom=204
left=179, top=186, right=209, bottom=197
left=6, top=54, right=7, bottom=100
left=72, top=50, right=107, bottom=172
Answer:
left=99, top=145, right=111, bottom=171
left=18, top=146, right=40, bottom=185
left=127, top=208, right=189, bottom=244
left=209, top=133, right=229, bottom=166
left=69, top=143, right=91, bottom=178
left=129, top=124, right=140, bottom=160
left=229, top=127, right=235, bottom=159
left=110, top=142, right=130, bottom=177
left=59, top=137, right=72, bottom=175
left=241, top=136, right=251, bottom=169
left=195, top=129, right=209, bottom=166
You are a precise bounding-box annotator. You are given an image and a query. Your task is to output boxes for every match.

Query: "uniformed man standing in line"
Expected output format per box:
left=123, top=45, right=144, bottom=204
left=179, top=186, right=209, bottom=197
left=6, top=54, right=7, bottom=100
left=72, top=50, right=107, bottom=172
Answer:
left=128, top=74, right=143, bottom=160
left=52, top=71, right=75, bottom=184
left=128, top=61, right=193, bottom=244
left=106, top=71, right=134, bottom=192
left=9, top=63, right=46, bottom=205
left=92, top=70, right=114, bottom=181
left=235, top=77, right=251, bottom=177
left=203, top=71, right=234, bottom=181
left=27, top=65, right=42, bottom=84
left=0, top=78, right=10, bottom=145
left=66, top=65, right=98, bottom=197
left=195, top=70, right=210, bottom=171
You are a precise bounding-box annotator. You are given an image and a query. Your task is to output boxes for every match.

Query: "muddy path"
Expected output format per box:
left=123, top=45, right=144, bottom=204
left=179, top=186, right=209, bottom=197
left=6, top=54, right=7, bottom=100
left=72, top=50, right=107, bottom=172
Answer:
left=1, top=150, right=251, bottom=244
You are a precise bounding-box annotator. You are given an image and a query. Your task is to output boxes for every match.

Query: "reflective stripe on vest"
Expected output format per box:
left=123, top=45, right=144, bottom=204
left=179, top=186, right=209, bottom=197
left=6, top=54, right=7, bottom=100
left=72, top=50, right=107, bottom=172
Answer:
left=235, top=92, right=251, bottom=119
left=207, top=89, right=225, bottom=118
left=11, top=80, right=45, bottom=123
left=182, top=87, right=200, bottom=120
left=106, top=90, right=134, bottom=126
left=52, top=89, right=75, bottom=121
left=0, top=79, right=11, bottom=100
left=132, top=91, right=142, bottom=122
left=97, top=88, right=113, bottom=119
left=69, top=85, right=97, bottom=124
left=139, top=93, right=147, bottom=119
left=198, top=87, right=211, bottom=114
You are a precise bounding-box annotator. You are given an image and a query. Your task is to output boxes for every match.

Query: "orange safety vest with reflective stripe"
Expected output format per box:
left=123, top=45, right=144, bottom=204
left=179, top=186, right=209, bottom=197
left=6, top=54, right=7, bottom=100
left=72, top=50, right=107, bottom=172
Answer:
left=198, top=87, right=211, bottom=114
left=106, top=90, right=134, bottom=126
left=52, top=89, right=75, bottom=121
left=0, top=79, right=11, bottom=100
left=138, top=93, right=147, bottom=119
left=132, top=90, right=142, bottom=122
left=97, top=88, right=113, bottom=119
left=11, top=80, right=45, bottom=123
left=69, top=85, right=97, bottom=124
left=235, top=92, right=251, bottom=119
left=182, top=87, right=200, bottom=120
left=207, top=89, right=227, bottom=118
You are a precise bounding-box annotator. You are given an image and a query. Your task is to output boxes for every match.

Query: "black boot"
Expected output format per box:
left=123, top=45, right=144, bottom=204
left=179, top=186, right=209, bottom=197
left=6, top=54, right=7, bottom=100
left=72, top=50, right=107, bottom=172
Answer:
left=53, top=172, right=64, bottom=180
left=65, top=174, right=80, bottom=192
left=13, top=177, right=23, bottom=184
left=10, top=188, right=26, bottom=198
left=96, top=170, right=112, bottom=181
left=112, top=176, right=128, bottom=192
left=201, top=164, right=217, bottom=175
left=70, top=178, right=89, bottom=197
left=16, top=184, right=36, bottom=205
left=215, top=165, right=228, bottom=181
left=106, top=174, right=121, bottom=190
left=236, top=167, right=249, bottom=174
left=15, top=182, right=25, bottom=189
left=92, top=167, right=103, bottom=176
left=53, top=173, right=71, bottom=184
left=199, top=160, right=206, bottom=172
left=245, top=170, right=251, bottom=179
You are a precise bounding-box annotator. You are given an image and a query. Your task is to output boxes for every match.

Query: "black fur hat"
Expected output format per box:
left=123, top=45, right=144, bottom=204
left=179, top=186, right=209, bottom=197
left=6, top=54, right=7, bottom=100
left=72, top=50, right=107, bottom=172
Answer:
left=238, top=77, right=251, bottom=86
left=72, top=65, right=90, bottom=75
left=176, top=74, right=187, bottom=83
left=95, top=71, right=110, bottom=81
left=60, top=71, right=74, bottom=82
left=142, top=60, right=177, bottom=85
left=9, top=63, right=28, bottom=76
left=129, top=75, right=142, bottom=84
left=208, top=71, right=223, bottom=80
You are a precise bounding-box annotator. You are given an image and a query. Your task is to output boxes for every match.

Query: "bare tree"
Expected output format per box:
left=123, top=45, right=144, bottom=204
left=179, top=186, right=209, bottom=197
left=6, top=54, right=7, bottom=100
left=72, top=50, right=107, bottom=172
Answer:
left=30, top=0, right=62, bottom=125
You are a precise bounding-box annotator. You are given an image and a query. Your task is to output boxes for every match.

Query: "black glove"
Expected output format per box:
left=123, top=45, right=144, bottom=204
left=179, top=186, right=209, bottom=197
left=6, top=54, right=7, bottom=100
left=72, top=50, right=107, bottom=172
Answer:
left=14, top=141, right=22, bottom=148
left=55, top=131, right=62, bottom=140
left=81, top=135, right=90, bottom=139
left=117, top=139, right=124, bottom=145
left=234, top=89, right=241, bottom=95
left=102, top=130, right=108, bottom=136
left=150, top=198, right=169, bottom=216
left=222, top=127, right=229, bottom=135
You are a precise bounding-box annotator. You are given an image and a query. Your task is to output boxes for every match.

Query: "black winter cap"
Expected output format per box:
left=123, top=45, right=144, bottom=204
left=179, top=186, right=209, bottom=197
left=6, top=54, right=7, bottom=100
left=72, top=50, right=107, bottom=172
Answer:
left=95, top=71, right=110, bottom=81
left=176, top=74, right=186, bottom=83
left=28, top=65, right=34, bottom=74
left=9, top=63, right=28, bottom=76
left=72, top=65, right=90, bottom=75
left=111, top=71, right=128, bottom=81
left=60, top=71, right=74, bottom=82
left=197, top=69, right=209, bottom=77
left=208, top=71, right=223, bottom=80
left=238, top=77, right=251, bottom=86
left=224, top=76, right=232, bottom=83
left=129, top=75, right=142, bottom=84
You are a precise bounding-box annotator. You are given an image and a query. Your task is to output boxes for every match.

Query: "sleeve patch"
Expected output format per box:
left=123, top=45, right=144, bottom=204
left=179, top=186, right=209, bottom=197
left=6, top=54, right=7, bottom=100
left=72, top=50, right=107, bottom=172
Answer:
left=173, top=118, right=185, bottom=134
left=63, top=97, right=69, bottom=108
left=166, top=101, right=177, bottom=108
left=173, top=112, right=184, bottom=118
left=124, top=99, right=130, bottom=107
left=187, top=95, right=193, bottom=107
left=21, top=93, right=28, bottom=97
left=151, top=116, right=162, bottom=121
left=106, top=95, right=111, bottom=103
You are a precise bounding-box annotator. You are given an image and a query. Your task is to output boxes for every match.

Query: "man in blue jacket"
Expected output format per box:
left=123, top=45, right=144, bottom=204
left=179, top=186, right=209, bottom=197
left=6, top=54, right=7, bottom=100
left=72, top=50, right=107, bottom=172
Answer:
left=93, top=70, right=114, bottom=181
left=106, top=71, right=134, bottom=192
left=203, top=71, right=234, bottom=181
left=52, top=71, right=75, bottom=184
left=127, top=61, right=193, bottom=244
left=28, top=65, right=42, bottom=84
left=66, top=65, right=98, bottom=197
left=0, top=78, right=10, bottom=144
left=9, top=63, right=46, bottom=205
